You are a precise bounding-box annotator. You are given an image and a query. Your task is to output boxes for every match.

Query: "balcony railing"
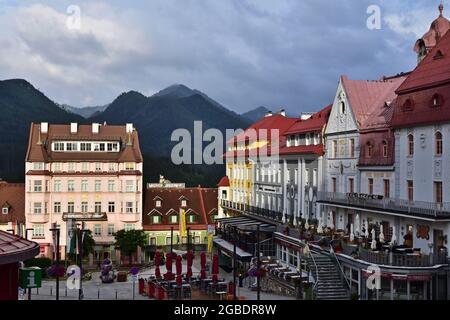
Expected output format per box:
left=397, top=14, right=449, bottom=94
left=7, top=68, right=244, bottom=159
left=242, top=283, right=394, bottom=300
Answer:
left=317, top=191, right=450, bottom=219
left=220, top=200, right=283, bottom=222
left=62, top=212, right=108, bottom=221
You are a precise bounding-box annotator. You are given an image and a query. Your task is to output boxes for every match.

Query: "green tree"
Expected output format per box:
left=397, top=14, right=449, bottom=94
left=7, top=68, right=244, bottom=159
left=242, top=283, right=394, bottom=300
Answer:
left=114, top=229, right=146, bottom=264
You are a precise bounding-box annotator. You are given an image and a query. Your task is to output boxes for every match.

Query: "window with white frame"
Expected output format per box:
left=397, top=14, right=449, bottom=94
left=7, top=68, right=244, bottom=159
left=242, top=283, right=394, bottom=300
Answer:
left=108, top=163, right=115, bottom=171
left=80, top=143, right=91, bottom=151
left=95, top=162, right=102, bottom=171
left=94, top=224, right=102, bottom=236
left=181, top=199, right=187, bottom=207
left=95, top=180, right=101, bottom=192
left=81, top=202, right=88, bottom=213
left=126, top=202, right=133, bottom=213
left=95, top=202, right=102, bottom=213
left=54, top=202, right=61, bottom=214
left=152, top=216, right=161, bottom=224
left=2, top=207, right=8, bottom=214
left=53, top=142, right=65, bottom=151
left=54, top=180, right=61, bottom=192
left=156, top=200, right=162, bottom=208
left=81, top=180, right=88, bottom=192
left=32, top=224, right=45, bottom=238
left=68, top=202, right=75, bottom=213
left=33, top=162, right=44, bottom=170
left=125, top=162, right=135, bottom=170
left=107, top=224, right=115, bottom=236
left=108, top=202, right=115, bottom=213
left=68, top=180, right=75, bottom=192
left=34, top=180, right=42, bottom=192
left=108, top=180, right=115, bottom=192
left=81, top=162, right=88, bottom=172
left=126, top=180, right=134, bottom=192
left=53, top=162, right=61, bottom=172
left=124, top=223, right=135, bottom=231
left=33, top=202, right=42, bottom=214
left=68, top=162, right=75, bottom=172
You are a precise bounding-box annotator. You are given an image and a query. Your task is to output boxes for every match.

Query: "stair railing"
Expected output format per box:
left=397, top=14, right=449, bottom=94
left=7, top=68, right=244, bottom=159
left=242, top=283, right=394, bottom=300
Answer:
left=329, top=244, right=351, bottom=295
left=308, top=252, right=320, bottom=299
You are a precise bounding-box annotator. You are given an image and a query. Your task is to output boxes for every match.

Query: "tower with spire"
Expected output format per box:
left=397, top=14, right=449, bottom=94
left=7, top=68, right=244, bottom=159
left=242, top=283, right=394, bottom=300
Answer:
left=414, top=2, right=450, bottom=63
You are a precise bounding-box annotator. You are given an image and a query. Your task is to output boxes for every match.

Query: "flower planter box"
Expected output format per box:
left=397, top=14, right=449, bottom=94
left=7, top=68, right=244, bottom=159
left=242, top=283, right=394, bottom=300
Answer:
left=117, top=271, right=128, bottom=282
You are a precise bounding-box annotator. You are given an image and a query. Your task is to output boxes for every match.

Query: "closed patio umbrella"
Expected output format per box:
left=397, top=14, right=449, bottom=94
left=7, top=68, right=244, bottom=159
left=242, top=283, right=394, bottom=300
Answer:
left=329, top=212, right=334, bottom=230
left=200, top=252, right=207, bottom=279
left=390, top=226, right=397, bottom=245
left=176, top=255, right=183, bottom=286
left=355, top=214, right=360, bottom=236
left=165, top=252, right=173, bottom=280
left=350, top=224, right=355, bottom=242
left=379, top=225, right=385, bottom=243
left=371, top=228, right=377, bottom=250
left=212, top=254, right=219, bottom=282
left=155, top=251, right=161, bottom=278
left=186, top=251, right=193, bottom=279
left=364, top=221, right=369, bottom=238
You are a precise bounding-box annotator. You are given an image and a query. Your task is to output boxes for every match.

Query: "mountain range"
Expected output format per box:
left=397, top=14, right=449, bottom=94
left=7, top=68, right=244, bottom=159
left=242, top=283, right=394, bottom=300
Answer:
left=0, top=79, right=261, bottom=186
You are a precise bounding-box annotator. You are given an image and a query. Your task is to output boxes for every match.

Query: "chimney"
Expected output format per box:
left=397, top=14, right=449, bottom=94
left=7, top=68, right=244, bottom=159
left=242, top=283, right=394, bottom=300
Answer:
left=126, top=123, right=134, bottom=133
left=70, top=123, right=78, bottom=134
left=279, top=109, right=286, bottom=117
left=265, top=111, right=273, bottom=117
left=92, top=123, right=100, bottom=134
left=41, top=122, right=48, bottom=134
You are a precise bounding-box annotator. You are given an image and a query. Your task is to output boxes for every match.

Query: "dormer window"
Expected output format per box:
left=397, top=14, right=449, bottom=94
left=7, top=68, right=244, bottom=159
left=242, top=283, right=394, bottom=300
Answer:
left=181, top=200, right=187, bottom=207
left=156, top=200, right=162, bottom=208
left=2, top=207, right=8, bottom=214
left=366, top=142, right=373, bottom=158
left=340, top=101, right=346, bottom=114
left=382, top=141, right=388, bottom=158
left=169, top=215, right=178, bottom=224
left=432, top=94, right=443, bottom=107
left=402, top=99, right=414, bottom=112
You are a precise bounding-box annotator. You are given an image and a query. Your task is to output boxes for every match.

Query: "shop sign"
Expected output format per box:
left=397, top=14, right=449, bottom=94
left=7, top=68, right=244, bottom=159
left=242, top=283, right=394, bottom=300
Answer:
left=347, top=193, right=383, bottom=200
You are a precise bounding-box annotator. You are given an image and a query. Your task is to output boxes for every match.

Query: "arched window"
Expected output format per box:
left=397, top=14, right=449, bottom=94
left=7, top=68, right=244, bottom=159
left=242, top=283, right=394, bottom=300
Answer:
left=436, top=132, right=443, bottom=155
left=382, top=140, right=388, bottom=158
left=340, top=101, right=346, bottom=114
left=403, top=99, right=414, bottom=112
left=408, top=134, right=414, bottom=156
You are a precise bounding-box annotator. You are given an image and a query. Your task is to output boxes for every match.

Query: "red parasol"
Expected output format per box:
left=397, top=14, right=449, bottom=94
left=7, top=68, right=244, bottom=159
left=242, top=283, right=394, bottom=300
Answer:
left=212, top=254, right=219, bottom=282
left=186, top=251, right=193, bottom=279
left=164, top=252, right=173, bottom=280
left=176, top=274, right=183, bottom=287
left=176, top=255, right=182, bottom=276
left=200, top=269, right=206, bottom=279
left=155, top=251, right=161, bottom=278
left=200, top=252, right=206, bottom=269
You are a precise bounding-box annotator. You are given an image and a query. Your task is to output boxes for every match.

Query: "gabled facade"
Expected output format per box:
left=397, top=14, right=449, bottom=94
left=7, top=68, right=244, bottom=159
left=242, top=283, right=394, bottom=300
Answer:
left=24, top=122, right=143, bottom=263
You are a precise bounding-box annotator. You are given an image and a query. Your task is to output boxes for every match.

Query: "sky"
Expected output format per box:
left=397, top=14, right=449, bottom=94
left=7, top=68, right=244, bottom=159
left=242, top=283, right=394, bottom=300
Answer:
left=0, top=0, right=445, bottom=114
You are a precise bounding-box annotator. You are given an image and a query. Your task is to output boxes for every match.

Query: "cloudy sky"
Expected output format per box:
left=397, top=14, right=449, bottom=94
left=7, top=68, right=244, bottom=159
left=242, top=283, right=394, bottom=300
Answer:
left=0, top=0, right=445, bottom=114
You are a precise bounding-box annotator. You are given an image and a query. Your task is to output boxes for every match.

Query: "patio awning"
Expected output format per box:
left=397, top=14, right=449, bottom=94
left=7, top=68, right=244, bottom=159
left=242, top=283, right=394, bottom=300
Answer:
left=213, top=237, right=253, bottom=261
left=217, top=216, right=276, bottom=232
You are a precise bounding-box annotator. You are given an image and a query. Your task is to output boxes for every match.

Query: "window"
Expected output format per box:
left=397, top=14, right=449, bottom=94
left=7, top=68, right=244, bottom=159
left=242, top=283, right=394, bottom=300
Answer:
left=407, top=180, right=414, bottom=201
left=68, top=180, right=75, bottom=192
left=332, top=177, right=337, bottom=193
left=94, top=224, right=101, bottom=237
left=381, top=141, right=388, bottom=158
left=436, top=132, right=443, bottom=155
left=384, top=180, right=390, bottom=198
left=126, top=202, right=133, bottom=213
left=81, top=162, right=88, bottom=172
left=408, top=134, right=414, bottom=156
left=33, top=162, right=44, bottom=170
left=332, top=140, right=337, bottom=158
left=149, top=237, right=156, bottom=245
left=108, top=224, right=115, bottom=236
left=68, top=202, right=75, bottom=213
left=367, top=143, right=373, bottom=158
left=32, top=224, right=45, bottom=238
left=155, top=200, right=162, bottom=208
left=108, top=202, right=115, bottom=213
left=107, top=143, right=116, bottom=152
left=81, top=202, right=88, bottom=213
left=53, top=143, right=65, bottom=151
left=305, top=169, right=310, bottom=186
left=95, top=180, right=101, bottom=192
left=169, top=215, right=178, bottom=224
left=93, top=144, right=100, bottom=152
left=126, top=180, right=134, bottom=192
left=403, top=99, right=414, bottom=112
left=34, top=180, right=42, bottom=192
left=99, top=143, right=105, bottom=151
left=68, top=162, right=76, bottom=172
left=95, top=202, right=102, bottom=213
left=95, top=162, right=102, bottom=171
left=2, top=207, right=8, bottom=214
left=54, top=202, right=61, bottom=214
left=125, top=162, right=135, bottom=170
left=54, top=180, right=61, bottom=192
left=80, top=143, right=91, bottom=151
left=305, top=134, right=311, bottom=146
left=54, top=163, right=61, bottom=172
left=435, top=181, right=443, bottom=204
left=187, top=215, right=197, bottom=223
left=368, top=178, right=374, bottom=195
left=81, top=180, right=88, bottom=192
left=66, top=143, right=78, bottom=151
left=108, top=163, right=115, bottom=171
left=181, top=200, right=187, bottom=207
left=340, top=101, right=346, bottom=114
left=108, top=180, right=115, bottom=192
left=166, top=237, right=173, bottom=245
left=152, top=215, right=162, bottom=224
left=348, top=178, right=354, bottom=193
left=349, top=139, right=355, bottom=158
left=124, top=224, right=135, bottom=231
left=33, top=203, right=42, bottom=214
left=432, top=94, right=443, bottom=107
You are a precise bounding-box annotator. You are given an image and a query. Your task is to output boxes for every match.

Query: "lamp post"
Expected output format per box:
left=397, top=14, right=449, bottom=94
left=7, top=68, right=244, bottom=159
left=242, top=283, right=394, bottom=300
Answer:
left=50, top=225, right=60, bottom=301
left=170, top=227, right=174, bottom=256
left=78, top=222, right=89, bottom=300
left=187, top=227, right=191, bottom=253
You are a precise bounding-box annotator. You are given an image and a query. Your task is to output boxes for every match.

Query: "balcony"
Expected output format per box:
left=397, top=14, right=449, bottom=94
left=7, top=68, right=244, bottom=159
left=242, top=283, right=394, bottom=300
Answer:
left=317, top=191, right=450, bottom=219
left=62, top=212, right=108, bottom=221
left=220, top=200, right=283, bottom=223
left=119, top=212, right=141, bottom=223
left=27, top=213, right=50, bottom=223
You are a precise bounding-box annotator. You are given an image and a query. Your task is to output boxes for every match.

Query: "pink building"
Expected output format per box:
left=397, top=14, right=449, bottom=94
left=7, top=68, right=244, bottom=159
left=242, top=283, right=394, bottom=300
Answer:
left=25, top=122, right=143, bottom=263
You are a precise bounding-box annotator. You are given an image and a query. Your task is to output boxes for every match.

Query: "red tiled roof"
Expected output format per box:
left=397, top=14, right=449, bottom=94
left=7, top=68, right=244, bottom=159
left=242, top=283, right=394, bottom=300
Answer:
left=358, top=130, right=395, bottom=167
left=25, top=123, right=143, bottom=163
left=398, top=30, right=450, bottom=94
left=0, top=183, right=25, bottom=224
left=279, top=144, right=324, bottom=156
left=341, top=75, right=406, bottom=130
left=284, top=105, right=332, bottom=135
left=143, top=187, right=217, bottom=230
left=217, top=176, right=230, bottom=187
left=0, top=230, right=39, bottom=265
left=393, top=30, right=450, bottom=128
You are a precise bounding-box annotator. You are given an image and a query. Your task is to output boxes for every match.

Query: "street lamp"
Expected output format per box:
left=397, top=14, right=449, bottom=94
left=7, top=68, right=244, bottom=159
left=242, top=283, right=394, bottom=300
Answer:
left=77, top=222, right=89, bottom=300
left=49, top=225, right=61, bottom=301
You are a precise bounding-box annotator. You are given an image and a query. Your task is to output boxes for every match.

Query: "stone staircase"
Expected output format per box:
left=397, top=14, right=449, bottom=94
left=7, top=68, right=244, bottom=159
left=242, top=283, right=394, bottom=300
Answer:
left=307, top=253, right=350, bottom=300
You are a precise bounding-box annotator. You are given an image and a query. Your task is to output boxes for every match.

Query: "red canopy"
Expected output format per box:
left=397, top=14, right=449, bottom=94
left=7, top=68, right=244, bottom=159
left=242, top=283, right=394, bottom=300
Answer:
left=176, top=255, right=182, bottom=276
